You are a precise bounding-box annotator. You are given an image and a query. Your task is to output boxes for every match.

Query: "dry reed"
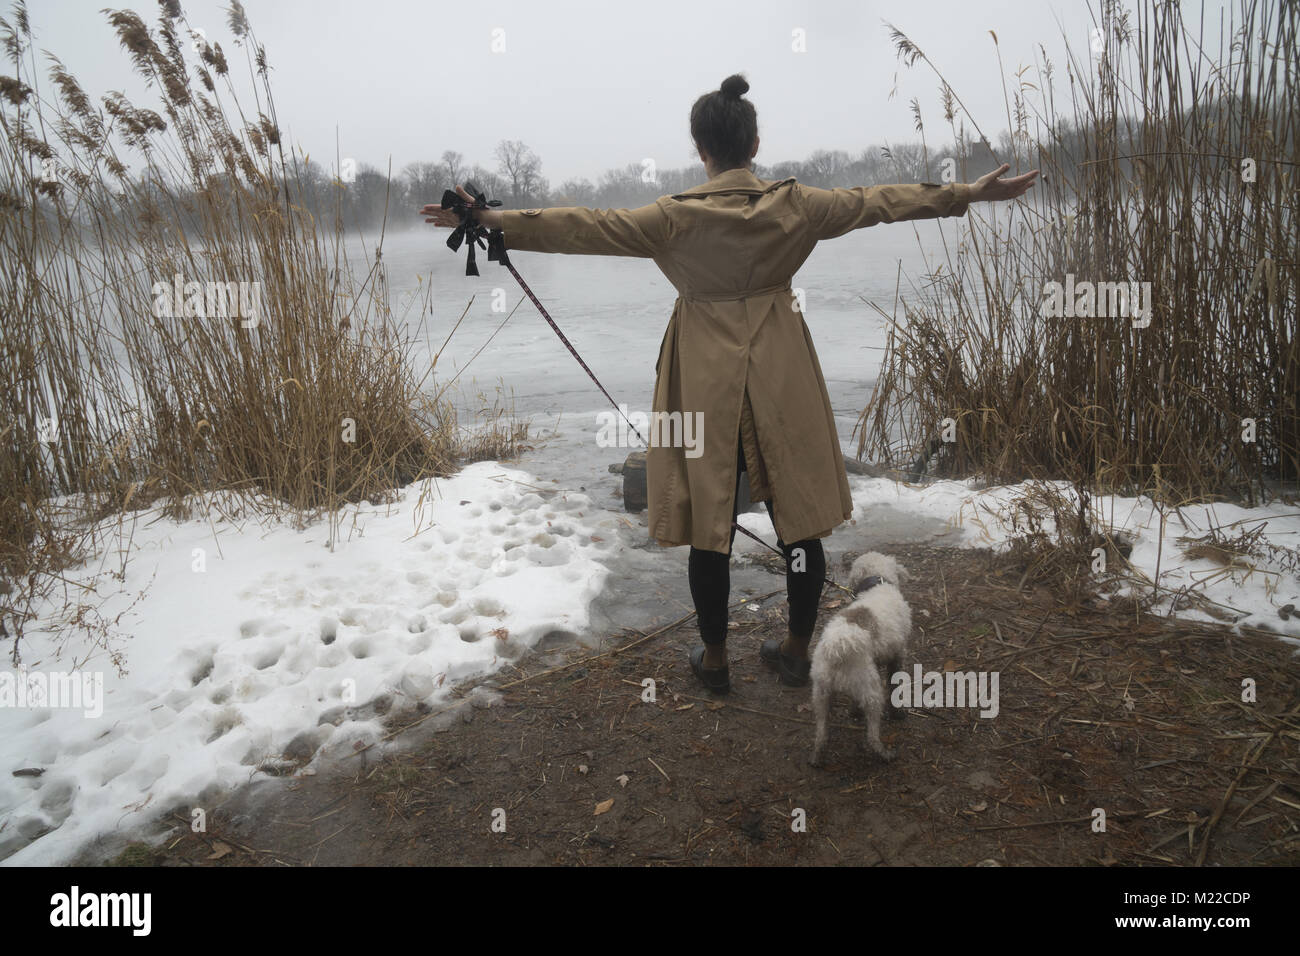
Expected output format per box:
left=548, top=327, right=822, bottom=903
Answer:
left=0, top=1, right=524, bottom=657
left=859, top=0, right=1297, bottom=510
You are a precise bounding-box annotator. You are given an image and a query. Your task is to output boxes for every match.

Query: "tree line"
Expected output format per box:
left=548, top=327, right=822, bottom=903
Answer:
left=310, top=134, right=1010, bottom=232
left=35, top=98, right=1266, bottom=236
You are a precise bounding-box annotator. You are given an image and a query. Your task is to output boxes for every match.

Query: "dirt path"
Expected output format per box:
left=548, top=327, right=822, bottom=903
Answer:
left=93, top=544, right=1300, bottom=867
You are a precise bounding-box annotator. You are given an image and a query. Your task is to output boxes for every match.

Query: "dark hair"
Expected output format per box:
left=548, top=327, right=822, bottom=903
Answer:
left=690, top=73, right=757, bottom=170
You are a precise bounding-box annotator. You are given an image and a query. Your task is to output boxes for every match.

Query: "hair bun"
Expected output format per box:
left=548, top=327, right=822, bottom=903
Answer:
left=719, top=74, right=749, bottom=99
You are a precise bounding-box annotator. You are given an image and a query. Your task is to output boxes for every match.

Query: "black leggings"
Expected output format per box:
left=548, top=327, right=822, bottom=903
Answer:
left=688, top=438, right=826, bottom=646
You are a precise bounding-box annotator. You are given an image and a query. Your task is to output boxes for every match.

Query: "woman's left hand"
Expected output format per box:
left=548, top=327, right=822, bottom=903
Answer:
left=969, top=164, right=1039, bottom=202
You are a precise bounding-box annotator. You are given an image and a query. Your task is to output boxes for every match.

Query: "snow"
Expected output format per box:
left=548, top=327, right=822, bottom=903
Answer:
left=847, top=476, right=1300, bottom=645
left=3, top=463, right=1297, bottom=866
left=0, top=463, right=617, bottom=866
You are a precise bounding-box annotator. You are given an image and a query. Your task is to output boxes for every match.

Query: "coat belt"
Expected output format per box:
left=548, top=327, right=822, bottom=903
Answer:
left=677, top=282, right=792, bottom=302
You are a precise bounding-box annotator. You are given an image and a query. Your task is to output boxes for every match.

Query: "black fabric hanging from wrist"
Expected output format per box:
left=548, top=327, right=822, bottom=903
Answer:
left=441, top=181, right=505, bottom=276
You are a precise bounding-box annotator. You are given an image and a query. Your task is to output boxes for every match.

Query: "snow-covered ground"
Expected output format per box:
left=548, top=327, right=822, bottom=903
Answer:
left=0, top=463, right=619, bottom=866
left=2, top=466, right=1297, bottom=866
left=845, top=476, right=1300, bottom=643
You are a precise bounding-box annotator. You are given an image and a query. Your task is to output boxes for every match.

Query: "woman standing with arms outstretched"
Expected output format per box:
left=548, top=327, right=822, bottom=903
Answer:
left=424, top=74, right=1037, bottom=694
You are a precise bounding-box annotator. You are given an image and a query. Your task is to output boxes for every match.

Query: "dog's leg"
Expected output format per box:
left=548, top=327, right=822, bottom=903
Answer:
left=861, top=682, right=896, bottom=762
left=885, top=657, right=906, bottom=720
left=810, top=680, right=831, bottom=767
left=865, top=707, right=895, bottom=761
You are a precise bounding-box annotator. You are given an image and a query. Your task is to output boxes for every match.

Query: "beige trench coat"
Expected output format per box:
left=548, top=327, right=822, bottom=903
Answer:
left=498, top=167, right=972, bottom=553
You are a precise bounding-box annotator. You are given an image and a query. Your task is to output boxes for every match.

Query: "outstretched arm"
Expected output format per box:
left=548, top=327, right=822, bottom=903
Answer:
left=795, top=164, right=1039, bottom=240
left=422, top=184, right=671, bottom=258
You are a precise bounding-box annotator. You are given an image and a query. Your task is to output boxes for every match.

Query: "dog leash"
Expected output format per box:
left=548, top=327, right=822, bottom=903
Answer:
left=441, top=183, right=647, bottom=447
left=440, top=183, right=852, bottom=596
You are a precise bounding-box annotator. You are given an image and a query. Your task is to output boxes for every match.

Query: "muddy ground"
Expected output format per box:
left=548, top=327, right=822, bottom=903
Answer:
left=87, top=543, right=1300, bottom=867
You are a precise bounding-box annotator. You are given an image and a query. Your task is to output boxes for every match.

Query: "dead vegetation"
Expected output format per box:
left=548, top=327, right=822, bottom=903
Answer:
left=859, top=0, right=1297, bottom=503
left=0, top=1, right=526, bottom=661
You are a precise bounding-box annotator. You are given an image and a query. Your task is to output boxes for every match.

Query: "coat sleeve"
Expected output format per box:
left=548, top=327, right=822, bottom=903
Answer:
left=793, top=182, right=973, bottom=240
left=498, top=200, right=673, bottom=257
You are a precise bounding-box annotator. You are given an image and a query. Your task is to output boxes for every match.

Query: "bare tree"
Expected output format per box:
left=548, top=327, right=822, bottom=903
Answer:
left=346, top=163, right=391, bottom=230
left=468, top=164, right=507, bottom=204
left=593, top=163, right=661, bottom=207
left=438, top=149, right=466, bottom=186
left=804, top=149, right=853, bottom=187
left=494, top=140, right=544, bottom=206
left=401, top=160, right=441, bottom=204
left=552, top=178, right=596, bottom=205
left=880, top=142, right=926, bottom=182
left=655, top=162, right=706, bottom=195
left=766, top=159, right=808, bottom=182
left=854, top=148, right=887, bottom=186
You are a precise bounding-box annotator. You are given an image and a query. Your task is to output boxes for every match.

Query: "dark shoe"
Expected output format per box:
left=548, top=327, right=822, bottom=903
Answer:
left=690, top=645, right=730, bottom=694
left=760, top=638, right=811, bottom=687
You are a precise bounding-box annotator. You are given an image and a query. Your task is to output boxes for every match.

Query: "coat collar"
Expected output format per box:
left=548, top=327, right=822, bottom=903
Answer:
left=671, top=167, right=795, bottom=200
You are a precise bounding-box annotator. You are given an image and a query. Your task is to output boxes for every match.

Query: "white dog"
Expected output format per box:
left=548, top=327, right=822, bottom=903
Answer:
left=810, top=552, right=912, bottom=765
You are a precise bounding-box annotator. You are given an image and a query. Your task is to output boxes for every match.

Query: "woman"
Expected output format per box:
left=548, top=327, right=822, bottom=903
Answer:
left=423, top=74, right=1037, bottom=695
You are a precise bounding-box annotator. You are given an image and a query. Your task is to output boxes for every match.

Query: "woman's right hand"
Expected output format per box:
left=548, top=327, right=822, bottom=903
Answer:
left=420, top=184, right=504, bottom=228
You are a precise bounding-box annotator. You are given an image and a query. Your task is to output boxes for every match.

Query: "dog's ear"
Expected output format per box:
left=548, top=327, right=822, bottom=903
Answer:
left=895, top=562, right=910, bottom=584
left=848, top=554, right=873, bottom=588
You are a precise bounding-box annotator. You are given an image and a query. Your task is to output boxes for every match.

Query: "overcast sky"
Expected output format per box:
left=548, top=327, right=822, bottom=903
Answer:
left=23, top=0, right=1236, bottom=185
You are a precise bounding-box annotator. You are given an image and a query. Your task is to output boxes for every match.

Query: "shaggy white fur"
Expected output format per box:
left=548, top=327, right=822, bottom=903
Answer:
left=810, top=552, right=912, bottom=765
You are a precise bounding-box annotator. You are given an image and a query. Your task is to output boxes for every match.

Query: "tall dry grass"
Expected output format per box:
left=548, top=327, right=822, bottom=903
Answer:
left=0, top=1, right=524, bottom=658
left=858, top=0, right=1297, bottom=507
